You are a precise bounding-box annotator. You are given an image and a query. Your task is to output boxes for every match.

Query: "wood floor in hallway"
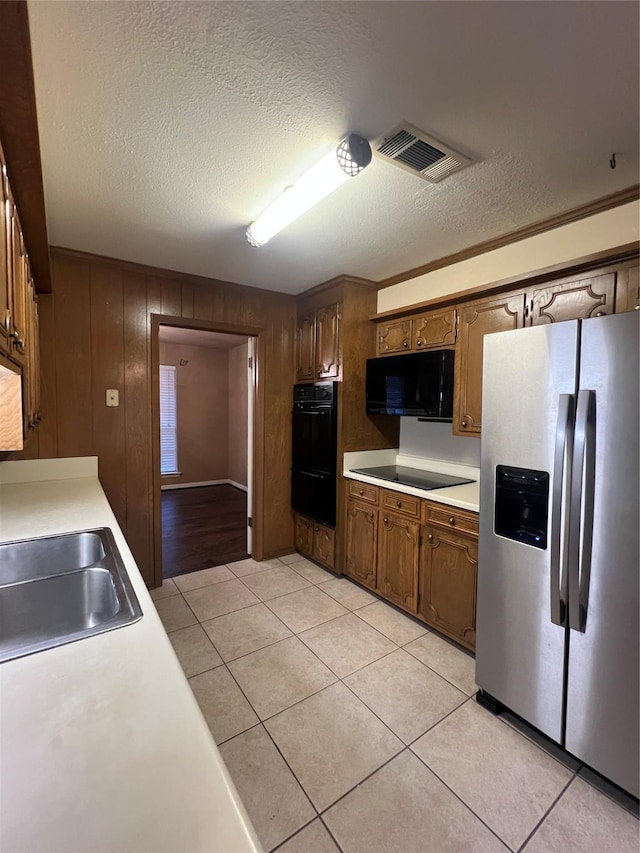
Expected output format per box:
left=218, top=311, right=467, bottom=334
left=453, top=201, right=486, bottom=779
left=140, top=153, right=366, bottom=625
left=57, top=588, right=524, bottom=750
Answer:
left=162, top=484, right=249, bottom=579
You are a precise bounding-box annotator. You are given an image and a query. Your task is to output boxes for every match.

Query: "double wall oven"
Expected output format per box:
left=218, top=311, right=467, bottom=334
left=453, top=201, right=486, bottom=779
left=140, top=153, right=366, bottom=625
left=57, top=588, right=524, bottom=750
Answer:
left=291, top=382, right=338, bottom=527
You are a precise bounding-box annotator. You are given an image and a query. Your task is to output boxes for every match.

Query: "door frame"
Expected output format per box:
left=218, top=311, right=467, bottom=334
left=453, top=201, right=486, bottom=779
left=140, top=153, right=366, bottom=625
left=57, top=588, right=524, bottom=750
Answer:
left=150, top=314, right=264, bottom=588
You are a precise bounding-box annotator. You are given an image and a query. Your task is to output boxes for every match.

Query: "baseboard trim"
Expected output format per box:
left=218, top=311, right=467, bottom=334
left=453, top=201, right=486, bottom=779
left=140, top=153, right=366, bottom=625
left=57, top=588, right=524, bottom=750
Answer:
left=161, top=478, right=248, bottom=492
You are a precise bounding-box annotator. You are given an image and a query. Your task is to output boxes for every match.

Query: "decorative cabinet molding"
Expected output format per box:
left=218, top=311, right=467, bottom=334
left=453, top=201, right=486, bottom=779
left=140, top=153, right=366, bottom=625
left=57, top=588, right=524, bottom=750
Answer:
left=419, top=524, right=478, bottom=651
left=413, top=308, right=457, bottom=350
left=453, top=292, right=525, bottom=436
left=295, top=302, right=340, bottom=381
left=293, top=512, right=335, bottom=570
left=377, top=319, right=412, bottom=354
left=0, top=137, right=41, bottom=448
left=345, top=499, right=378, bottom=588
left=344, top=483, right=479, bottom=651
left=530, top=272, right=616, bottom=325
left=377, top=511, right=420, bottom=611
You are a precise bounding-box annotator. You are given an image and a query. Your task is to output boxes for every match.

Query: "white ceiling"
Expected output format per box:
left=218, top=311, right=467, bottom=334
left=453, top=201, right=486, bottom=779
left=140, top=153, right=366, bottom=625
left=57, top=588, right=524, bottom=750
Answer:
left=159, top=326, right=247, bottom=349
left=28, top=1, right=639, bottom=295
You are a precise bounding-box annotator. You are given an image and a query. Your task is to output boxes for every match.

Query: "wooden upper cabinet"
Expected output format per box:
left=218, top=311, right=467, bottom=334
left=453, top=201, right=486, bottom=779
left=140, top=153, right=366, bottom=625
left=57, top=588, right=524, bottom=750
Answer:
left=377, top=318, right=412, bottom=355
left=316, top=302, right=340, bottom=379
left=377, top=511, right=420, bottom=612
left=419, top=523, right=478, bottom=651
left=615, top=264, right=639, bottom=313
left=530, top=272, right=616, bottom=325
left=413, top=308, right=456, bottom=350
left=345, top=498, right=378, bottom=589
left=295, top=312, right=316, bottom=381
left=453, top=292, right=525, bottom=435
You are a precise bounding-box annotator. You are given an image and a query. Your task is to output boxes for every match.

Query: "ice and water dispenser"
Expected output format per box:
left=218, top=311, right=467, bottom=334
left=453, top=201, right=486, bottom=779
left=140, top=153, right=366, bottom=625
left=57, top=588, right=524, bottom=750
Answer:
left=494, top=466, right=549, bottom=549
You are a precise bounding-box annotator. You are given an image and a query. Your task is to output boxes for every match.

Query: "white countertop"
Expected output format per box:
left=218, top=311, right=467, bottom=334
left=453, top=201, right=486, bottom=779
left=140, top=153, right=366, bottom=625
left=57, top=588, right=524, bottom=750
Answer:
left=343, top=450, right=480, bottom=513
left=0, top=458, right=261, bottom=853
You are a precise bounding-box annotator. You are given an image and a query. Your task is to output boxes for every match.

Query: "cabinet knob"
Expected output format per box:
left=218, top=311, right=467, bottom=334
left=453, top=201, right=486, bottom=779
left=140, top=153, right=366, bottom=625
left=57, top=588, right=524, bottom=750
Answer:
left=383, top=517, right=389, bottom=523
left=358, top=489, right=364, bottom=495
left=396, top=500, right=402, bottom=507
left=595, top=311, right=605, bottom=317
left=449, top=516, right=456, bottom=525
left=402, top=340, right=409, bottom=348
left=427, top=533, right=433, bottom=541
left=416, top=339, right=423, bottom=347
left=461, top=420, right=468, bottom=428
left=368, top=512, right=374, bottom=520
left=634, top=304, right=640, bottom=310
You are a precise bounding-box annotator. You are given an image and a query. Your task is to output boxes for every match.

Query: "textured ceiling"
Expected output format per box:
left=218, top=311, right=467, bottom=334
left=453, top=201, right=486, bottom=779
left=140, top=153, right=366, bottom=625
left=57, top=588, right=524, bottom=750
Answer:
left=159, top=326, right=247, bottom=349
left=28, top=1, right=639, bottom=294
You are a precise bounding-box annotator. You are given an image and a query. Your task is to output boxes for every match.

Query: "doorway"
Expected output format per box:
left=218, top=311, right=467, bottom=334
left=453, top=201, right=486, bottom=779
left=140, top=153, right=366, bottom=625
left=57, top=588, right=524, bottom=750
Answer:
left=151, top=316, right=258, bottom=584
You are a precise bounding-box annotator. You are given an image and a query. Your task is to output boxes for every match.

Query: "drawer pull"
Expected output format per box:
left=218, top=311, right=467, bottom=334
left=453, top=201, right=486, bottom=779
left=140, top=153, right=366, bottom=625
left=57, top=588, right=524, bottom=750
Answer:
left=383, top=517, right=389, bottom=523
left=359, top=489, right=364, bottom=495
left=427, top=533, right=433, bottom=541
left=449, top=516, right=455, bottom=525
left=396, top=500, right=402, bottom=507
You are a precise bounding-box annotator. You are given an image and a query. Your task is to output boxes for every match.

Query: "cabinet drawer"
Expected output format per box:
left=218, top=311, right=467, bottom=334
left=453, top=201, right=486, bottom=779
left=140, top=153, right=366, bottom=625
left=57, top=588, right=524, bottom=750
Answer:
left=381, top=489, right=421, bottom=519
left=424, top=502, right=479, bottom=536
left=348, top=480, right=379, bottom=505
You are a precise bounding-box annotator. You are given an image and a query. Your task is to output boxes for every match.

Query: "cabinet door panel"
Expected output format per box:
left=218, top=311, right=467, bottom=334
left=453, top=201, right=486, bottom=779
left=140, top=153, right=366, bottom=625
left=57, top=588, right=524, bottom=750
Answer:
left=419, top=525, right=477, bottom=650
left=377, top=511, right=420, bottom=612
left=295, top=312, right=316, bottom=381
left=413, top=308, right=456, bottom=350
left=345, top=499, right=377, bottom=589
left=615, top=265, right=639, bottom=314
left=531, top=272, right=615, bottom=325
left=312, top=524, right=335, bottom=569
left=294, top=513, right=314, bottom=557
left=453, top=293, right=525, bottom=435
left=377, top=319, right=412, bottom=355
left=316, top=303, right=340, bottom=379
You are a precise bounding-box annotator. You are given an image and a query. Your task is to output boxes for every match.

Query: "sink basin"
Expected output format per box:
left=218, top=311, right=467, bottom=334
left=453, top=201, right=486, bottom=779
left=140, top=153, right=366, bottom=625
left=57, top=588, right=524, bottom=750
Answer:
left=0, top=530, right=106, bottom=584
left=0, top=528, right=142, bottom=663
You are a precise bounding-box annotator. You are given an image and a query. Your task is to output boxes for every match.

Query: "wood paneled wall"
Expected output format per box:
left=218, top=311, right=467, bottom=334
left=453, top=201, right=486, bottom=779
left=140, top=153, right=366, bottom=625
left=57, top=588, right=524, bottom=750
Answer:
left=37, top=249, right=296, bottom=585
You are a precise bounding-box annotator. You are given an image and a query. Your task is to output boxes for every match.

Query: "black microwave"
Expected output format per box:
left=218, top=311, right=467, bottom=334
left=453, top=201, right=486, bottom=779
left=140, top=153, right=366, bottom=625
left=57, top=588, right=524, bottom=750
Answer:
left=366, top=350, right=454, bottom=419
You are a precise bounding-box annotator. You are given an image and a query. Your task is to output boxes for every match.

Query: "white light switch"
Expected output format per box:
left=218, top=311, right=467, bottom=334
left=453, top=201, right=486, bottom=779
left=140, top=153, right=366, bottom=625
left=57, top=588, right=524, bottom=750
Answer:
left=106, top=389, right=119, bottom=407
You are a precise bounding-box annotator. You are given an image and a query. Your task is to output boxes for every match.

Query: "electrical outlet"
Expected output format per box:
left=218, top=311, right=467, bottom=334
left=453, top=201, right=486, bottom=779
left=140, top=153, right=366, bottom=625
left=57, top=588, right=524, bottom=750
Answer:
left=106, top=389, right=119, bottom=407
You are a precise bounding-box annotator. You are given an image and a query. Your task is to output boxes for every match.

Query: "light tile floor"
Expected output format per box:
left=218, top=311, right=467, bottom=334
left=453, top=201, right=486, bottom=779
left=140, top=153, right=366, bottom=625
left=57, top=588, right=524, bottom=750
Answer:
left=152, top=555, right=639, bottom=853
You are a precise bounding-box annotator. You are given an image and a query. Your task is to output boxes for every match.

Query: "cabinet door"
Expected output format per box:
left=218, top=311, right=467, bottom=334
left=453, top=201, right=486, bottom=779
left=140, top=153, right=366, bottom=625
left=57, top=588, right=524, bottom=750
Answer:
left=453, top=293, right=525, bottom=435
left=531, top=272, right=616, bottom=325
left=419, top=525, right=477, bottom=651
left=316, top=303, right=340, bottom=379
left=377, top=511, right=420, bottom=612
left=0, top=157, right=11, bottom=351
left=9, top=209, right=26, bottom=361
left=615, top=265, right=639, bottom=314
left=345, top=499, right=377, bottom=589
left=295, top=312, right=316, bottom=381
left=413, top=308, right=456, bottom=350
left=377, top=319, right=412, bottom=355
left=294, top=513, right=314, bottom=557
left=312, top=524, right=335, bottom=569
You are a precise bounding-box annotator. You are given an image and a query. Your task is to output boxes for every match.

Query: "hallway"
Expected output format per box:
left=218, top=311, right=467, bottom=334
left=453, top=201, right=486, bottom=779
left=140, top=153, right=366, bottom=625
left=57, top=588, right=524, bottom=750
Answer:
left=162, top=485, right=249, bottom=578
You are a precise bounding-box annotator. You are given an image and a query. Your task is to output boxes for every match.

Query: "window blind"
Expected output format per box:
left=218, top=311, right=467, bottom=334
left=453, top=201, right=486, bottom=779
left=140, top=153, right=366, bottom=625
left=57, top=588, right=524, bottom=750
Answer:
left=159, top=364, right=178, bottom=475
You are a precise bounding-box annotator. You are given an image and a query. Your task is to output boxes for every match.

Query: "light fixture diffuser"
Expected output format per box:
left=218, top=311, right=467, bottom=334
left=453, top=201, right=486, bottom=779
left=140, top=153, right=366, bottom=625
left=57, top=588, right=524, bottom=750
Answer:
left=246, top=133, right=372, bottom=247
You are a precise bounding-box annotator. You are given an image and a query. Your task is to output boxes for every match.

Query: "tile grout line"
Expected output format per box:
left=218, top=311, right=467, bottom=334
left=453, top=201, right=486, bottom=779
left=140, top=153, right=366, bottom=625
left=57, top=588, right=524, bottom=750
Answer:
left=515, top=772, right=577, bottom=852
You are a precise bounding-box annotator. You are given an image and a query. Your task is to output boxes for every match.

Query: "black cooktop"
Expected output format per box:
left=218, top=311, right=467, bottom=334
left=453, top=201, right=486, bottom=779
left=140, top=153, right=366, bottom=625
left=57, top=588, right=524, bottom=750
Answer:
left=351, top=465, right=474, bottom=491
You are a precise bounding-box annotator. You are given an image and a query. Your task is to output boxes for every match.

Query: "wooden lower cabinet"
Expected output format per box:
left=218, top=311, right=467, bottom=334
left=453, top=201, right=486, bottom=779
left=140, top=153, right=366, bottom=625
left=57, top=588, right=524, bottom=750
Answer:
left=419, top=523, right=478, bottom=651
left=293, top=513, right=335, bottom=569
left=377, top=511, right=420, bottom=611
left=345, top=499, right=378, bottom=589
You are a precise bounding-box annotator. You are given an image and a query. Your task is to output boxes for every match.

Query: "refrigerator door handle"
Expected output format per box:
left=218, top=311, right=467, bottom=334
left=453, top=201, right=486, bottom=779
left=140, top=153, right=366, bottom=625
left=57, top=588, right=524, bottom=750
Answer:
left=569, top=389, right=596, bottom=632
left=550, top=393, right=574, bottom=626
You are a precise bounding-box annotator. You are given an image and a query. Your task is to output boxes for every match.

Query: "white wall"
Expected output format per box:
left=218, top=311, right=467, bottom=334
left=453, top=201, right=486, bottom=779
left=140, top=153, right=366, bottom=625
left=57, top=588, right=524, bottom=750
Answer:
left=378, top=201, right=639, bottom=313
left=399, top=419, right=480, bottom=466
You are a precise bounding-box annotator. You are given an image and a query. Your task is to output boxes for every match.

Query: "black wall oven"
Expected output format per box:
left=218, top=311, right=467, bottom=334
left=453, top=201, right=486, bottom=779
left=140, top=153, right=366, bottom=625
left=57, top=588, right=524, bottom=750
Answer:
left=291, top=382, right=338, bottom=526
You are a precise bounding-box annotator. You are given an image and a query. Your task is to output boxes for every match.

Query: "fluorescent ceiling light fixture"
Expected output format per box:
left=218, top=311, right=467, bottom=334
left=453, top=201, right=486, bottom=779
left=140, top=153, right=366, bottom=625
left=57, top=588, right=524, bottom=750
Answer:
left=246, top=133, right=372, bottom=247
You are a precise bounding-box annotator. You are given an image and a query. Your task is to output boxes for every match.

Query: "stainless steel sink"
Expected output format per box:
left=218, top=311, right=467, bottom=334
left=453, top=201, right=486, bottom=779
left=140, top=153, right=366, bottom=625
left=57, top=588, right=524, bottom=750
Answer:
left=0, top=528, right=142, bottom=663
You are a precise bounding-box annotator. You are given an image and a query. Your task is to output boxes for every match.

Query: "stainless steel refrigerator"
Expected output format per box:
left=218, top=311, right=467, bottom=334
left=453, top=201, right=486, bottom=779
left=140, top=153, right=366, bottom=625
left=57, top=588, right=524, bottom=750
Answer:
left=476, top=311, right=639, bottom=798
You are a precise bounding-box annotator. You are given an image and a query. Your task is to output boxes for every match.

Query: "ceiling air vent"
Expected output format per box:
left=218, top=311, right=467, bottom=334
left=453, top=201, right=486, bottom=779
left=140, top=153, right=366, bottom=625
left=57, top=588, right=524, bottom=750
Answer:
left=375, top=122, right=471, bottom=183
